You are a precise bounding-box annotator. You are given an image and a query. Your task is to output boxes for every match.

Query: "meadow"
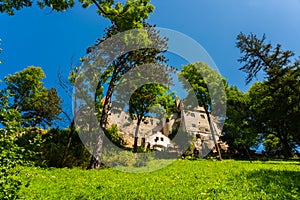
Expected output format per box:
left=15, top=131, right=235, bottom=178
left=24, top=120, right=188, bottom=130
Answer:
left=17, top=159, right=300, bottom=199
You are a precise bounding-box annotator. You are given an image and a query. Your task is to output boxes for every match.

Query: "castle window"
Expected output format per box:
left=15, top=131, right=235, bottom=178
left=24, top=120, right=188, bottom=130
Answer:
left=200, top=114, right=205, bottom=119
left=191, top=113, right=195, bottom=117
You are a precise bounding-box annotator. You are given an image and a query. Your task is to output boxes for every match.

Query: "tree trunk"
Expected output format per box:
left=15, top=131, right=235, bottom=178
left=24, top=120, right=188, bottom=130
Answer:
left=201, top=100, right=222, bottom=161
left=244, top=145, right=252, bottom=163
left=277, top=126, right=294, bottom=159
left=60, top=96, right=77, bottom=168
left=133, top=121, right=141, bottom=153
left=282, top=138, right=294, bottom=158
left=88, top=67, right=120, bottom=169
left=60, top=119, right=75, bottom=168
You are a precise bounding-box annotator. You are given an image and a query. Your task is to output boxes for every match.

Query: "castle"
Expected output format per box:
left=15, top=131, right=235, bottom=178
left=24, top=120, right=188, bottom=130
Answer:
left=107, top=99, right=228, bottom=153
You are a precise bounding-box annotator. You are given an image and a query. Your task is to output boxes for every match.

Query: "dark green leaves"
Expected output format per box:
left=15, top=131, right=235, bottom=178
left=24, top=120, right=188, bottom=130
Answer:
left=236, top=32, right=300, bottom=157
left=236, top=32, right=295, bottom=84
left=2, top=66, right=62, bottom=128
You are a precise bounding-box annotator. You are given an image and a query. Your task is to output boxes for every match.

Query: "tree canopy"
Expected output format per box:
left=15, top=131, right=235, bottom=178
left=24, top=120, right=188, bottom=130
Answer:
left=1, top=66, right=62, bottom=128
left=222, top=85, right=257, bottom=158
left=179, top=62, right=227, bottom=160
left=128, top=83, right=175, bottom=152
left=237, top=32, right=300, bottom=157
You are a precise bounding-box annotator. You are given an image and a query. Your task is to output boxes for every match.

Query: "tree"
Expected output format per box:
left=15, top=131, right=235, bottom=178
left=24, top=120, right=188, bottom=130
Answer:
left=0, top=0, right=110, bottom=15
left=247, top=81, right=297, bottom=158
left=236, top=33, right=300, bottom=157
left=85, top=24, right=169, bottom=168
left=118, top=83, right=176, bottom=153
left=222, top=85, right=257, bottom=159
left=2, top=66, right=62, bottom=128
left=179, top=62, right=227, bottom=160
left=236, top=32, right=296, bottom=84
left=0, top=0, right=154, bottom=19
left=69, top=1, right=168, bottom=168
left=1, top=0, right=159, bottom=168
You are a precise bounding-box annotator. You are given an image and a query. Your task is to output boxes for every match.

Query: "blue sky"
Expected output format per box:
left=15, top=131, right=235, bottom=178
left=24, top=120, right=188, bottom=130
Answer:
left=1, top=0, right=300, bottom=97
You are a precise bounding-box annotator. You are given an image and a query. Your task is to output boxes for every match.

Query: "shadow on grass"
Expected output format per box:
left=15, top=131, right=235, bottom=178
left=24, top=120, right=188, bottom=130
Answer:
left=245, top=169, right=300, bottom=199
left=258, top=161, right=300, bottom=166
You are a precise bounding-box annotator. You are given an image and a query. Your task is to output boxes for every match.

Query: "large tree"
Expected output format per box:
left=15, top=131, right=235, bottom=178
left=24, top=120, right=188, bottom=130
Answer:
left=236, top=33, right=300, bottom=157
left=1, top=66, right=62, bottom=128
left=70, top=1, right=170, bottom=169
left=84, top=25, right=169, bottom=168
left=179, top=62, right=227, bottom=160
left=117, top=83, right=176, bottom=153
left=247, top=81, right=298, bottom=158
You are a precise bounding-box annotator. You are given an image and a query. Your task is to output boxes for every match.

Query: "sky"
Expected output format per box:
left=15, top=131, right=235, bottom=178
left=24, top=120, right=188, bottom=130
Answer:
left=1, top=0, right=300, bottom=112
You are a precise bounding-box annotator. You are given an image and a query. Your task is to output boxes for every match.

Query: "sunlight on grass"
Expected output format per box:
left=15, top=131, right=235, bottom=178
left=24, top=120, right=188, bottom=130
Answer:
left=18, top=160, right=300, bottom=199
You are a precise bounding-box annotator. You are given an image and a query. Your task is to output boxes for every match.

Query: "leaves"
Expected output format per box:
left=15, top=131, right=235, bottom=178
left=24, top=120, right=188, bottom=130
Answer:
left=236, top=32, right=295, bottom=84
left=1, top=66, right=62, bottom=128
left=237, top=32, right=300, bottom=157
left=179, top=62, right=226, bottom=117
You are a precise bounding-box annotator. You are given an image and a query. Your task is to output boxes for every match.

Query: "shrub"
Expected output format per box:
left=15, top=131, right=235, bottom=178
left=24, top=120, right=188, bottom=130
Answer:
left=16, top=128, right=90, bottom=168
left=0, top=129, right=29, bottom=200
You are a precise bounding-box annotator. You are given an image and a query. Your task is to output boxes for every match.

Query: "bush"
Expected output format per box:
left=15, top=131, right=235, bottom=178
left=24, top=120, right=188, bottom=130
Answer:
left=0, top=129, right=29, bottom=200
left=16, top=128, right=90, bottom=168
left=105, top=124, right=126, bottom=148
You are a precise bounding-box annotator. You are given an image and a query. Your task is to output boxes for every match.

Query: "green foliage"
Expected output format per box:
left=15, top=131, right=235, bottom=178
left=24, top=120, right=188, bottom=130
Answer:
left=222, top=85, right=257, bottom=157
left=0, top=0, right=155, bottom=26
left=237, top=33, right=300, bottom=158
left=236, top=32, right=296, bottom=84
left=101, top=147, right=152, bottom=168
left=98, top=0, right=154, bottom=31
left=0, top=0, right=75, bottom=15
left=179, top=62, right=226, bottom=117
left=2, top=66, right=62, bottom=128
left=128, top=83, right=175, bottom=122
left=17, top=128, right=91, bottom=168
left=114, top=82, right=176, bottom=153
left=0, top=130, right=23, bottom=200
left=0, top=99, right=31, bottom=199
left=179, top=62, right=226, bottom=159
left=247, top=81, right=298, bottom=157
left=16, top=160, right=300, bottom=199
left=102, top=150, right=136, bottom=167
left=0, top=0, right=32, bottom=15
left=263, top=134, right=281, bottom=156
left=104, top=124, right=125, bottom=148
left=74, top=18, right=169, bottom=167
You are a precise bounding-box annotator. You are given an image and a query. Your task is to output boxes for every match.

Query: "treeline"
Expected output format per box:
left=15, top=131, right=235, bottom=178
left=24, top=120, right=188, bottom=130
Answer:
left=1, top=32, right=299, bottom=172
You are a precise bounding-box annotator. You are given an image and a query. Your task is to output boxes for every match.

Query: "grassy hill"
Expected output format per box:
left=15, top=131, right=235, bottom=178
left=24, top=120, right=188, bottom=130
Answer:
left=18, top=159, right=300, bottom=199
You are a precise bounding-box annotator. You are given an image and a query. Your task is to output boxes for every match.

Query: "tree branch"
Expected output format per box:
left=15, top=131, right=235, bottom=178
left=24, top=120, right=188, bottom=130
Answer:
left=91, top=0, right=113, bottom=16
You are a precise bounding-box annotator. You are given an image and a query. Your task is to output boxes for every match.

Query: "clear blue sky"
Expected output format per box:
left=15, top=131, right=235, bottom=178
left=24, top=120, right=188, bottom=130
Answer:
left=1, top=0, right=300, bottom=96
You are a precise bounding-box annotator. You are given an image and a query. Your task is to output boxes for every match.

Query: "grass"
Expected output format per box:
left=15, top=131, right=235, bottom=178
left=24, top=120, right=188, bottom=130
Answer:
left=17, top=159, right=300, bottom=199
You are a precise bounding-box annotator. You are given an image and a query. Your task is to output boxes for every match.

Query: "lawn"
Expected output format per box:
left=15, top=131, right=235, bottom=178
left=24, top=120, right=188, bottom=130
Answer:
left=18, top=159, right=300, bottom=199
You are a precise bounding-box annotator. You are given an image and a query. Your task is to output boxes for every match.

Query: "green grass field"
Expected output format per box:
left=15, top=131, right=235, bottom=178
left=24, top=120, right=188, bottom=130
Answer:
left=18, top=159, right=300, bottom=199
